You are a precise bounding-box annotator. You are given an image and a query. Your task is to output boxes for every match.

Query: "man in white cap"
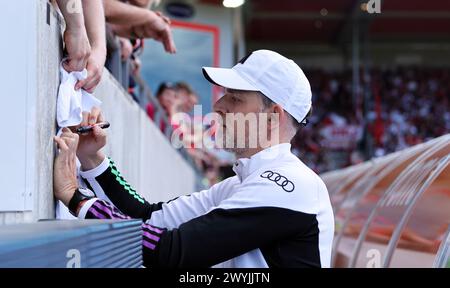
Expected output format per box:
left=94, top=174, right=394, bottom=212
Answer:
left=53, top=50, right=335, bottom=268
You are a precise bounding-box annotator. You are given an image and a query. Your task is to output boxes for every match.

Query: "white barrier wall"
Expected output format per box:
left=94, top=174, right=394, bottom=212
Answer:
left=0, top=0, right=196, bottom=225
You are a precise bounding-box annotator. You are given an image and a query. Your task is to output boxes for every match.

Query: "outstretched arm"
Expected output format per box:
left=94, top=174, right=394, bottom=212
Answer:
left=103, top=0, right=176, bottom=53
left=79, top=155, right=220, bottom=228
left=75, top=0, right=107, bottom=92
left=55, top=0, right=91, bottom=72
left=70, top=108, right=217, bottom=225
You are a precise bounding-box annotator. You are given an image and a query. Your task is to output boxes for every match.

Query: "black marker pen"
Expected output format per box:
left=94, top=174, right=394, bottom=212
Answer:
left=76, top=121, right=110, bottom=134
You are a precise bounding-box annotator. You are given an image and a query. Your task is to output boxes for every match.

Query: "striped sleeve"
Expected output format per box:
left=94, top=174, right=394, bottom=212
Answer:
left=142, top=223, right=164, bottom=252
left=78, top=198, right=166, bottom=264
left=83, top=198, right=131, bottom=220
left=79, top=157, right=164, bottom=220
left=79, top=156, right=219, bottom=228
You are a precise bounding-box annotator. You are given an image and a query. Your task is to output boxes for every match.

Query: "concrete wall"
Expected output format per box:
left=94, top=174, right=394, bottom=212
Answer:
left=0, top=0, right=197, bottom=225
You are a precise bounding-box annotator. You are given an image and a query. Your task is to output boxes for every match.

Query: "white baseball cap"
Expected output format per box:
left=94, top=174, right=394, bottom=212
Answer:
left=202, top=49, right=312, bottom=124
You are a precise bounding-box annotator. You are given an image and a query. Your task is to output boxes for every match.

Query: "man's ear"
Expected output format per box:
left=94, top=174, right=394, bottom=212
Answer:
left=267, top=104, right=283, bottom=127
left=272, top=104, right=284, bottom=120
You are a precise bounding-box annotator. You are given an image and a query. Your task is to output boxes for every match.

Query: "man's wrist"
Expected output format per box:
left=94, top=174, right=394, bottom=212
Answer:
left=60, top=188, right=77, bottom=207
left=69, top=188, right=94, bottom=217
left=144, top=9, right=161, bottom=28
left=90, top=44, right=107, bottom=59
left=75, top=199, right=89, bottom=216
left=78, top=152, right=106, bottom=171
left=62, top=8, right=86, bottom=31
left=65, top=19, right=85, bottom=31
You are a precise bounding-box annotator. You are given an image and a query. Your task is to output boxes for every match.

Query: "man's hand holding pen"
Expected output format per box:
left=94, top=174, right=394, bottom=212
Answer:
left=53, top=107, right=109, bottom=208
left=73, top=107, right=108, bottom=171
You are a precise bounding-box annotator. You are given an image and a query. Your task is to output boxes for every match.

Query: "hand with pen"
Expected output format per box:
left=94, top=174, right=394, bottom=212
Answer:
left=74, top=107, right=108, bottom=171
left=53, top=106, right=109, bottom=208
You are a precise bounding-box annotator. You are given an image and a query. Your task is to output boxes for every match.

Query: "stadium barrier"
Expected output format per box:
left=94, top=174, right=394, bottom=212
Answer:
left=0, top=219, right=142, bottom=268
left=321, top=134, right=450, bottom=268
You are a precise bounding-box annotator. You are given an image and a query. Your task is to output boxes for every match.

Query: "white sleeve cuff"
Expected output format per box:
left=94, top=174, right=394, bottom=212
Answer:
left=77, top=198, right=99, bottom=219
left=79, top=157, right=109, bottom=179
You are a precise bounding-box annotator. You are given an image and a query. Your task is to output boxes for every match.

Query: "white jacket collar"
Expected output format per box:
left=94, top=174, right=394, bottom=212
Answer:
left=232, top=143, right=292, bottom=182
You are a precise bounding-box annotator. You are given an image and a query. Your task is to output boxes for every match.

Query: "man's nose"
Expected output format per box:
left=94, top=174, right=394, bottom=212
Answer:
left=213, top=96, right=228, bottom=116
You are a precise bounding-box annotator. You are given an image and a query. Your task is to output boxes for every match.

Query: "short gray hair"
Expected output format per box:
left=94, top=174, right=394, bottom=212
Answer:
left=259, top=93, right=305, bottom=133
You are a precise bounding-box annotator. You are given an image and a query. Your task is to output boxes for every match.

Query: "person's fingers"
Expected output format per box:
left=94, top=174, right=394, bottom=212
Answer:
left=97, top=111, right=105, bottom=123
left=61, top=133, right=79, bottom=151
left=61, top=127, right=78, bottom=140
left=170, top=42, right=177, bottom=54
left=75, top=79, right=87, bottom=91
left=120, top=40, right=133, bottom=60
left=63, top=60, right=79, bottom=72
left=70, top=132, right=79, bottom=148
left=156, top=11, right=171, bottom=25
left=162, top=25, right=176, bottom=53
left=54, top=136, right=69, bottom=151
left=161, top=15, right=171, bottom=24
left=61, top=127, right=75, bottom=138
left=60, top=134, right=73, bottom=142
left=83, top=86, right=95, bottom=94
left=62, top=61, right=71, bottom=72
left=82, top=76, right=101, bottom=94
left=92, top=125, right=101, bottom=136
left=164, top=16, right=171, bottom=25
left=79, top=62, right=102, bottom=92
left=92, top=125, right=106, bottom=140
left=89, top=107, right=101, bottom=125
left=61, top=133, right=77, bottom=143
left=162, top=30, right=176, bottom=54
left=61, top=127, right=79, bottom=143
left=63, top=58, right=86, bottom=73
left=60, top=136, right=74, bottom=146
left=163, top=16, right=171, bottom=25
left=81, top=112, right=89, bottom=127
left=163, top=36, right=170, bottom=52
left=170, top=35, right=177, bottom=53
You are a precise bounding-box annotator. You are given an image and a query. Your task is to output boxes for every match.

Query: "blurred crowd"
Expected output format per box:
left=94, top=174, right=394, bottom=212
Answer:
left=292, top=67, right=450, bottom=173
